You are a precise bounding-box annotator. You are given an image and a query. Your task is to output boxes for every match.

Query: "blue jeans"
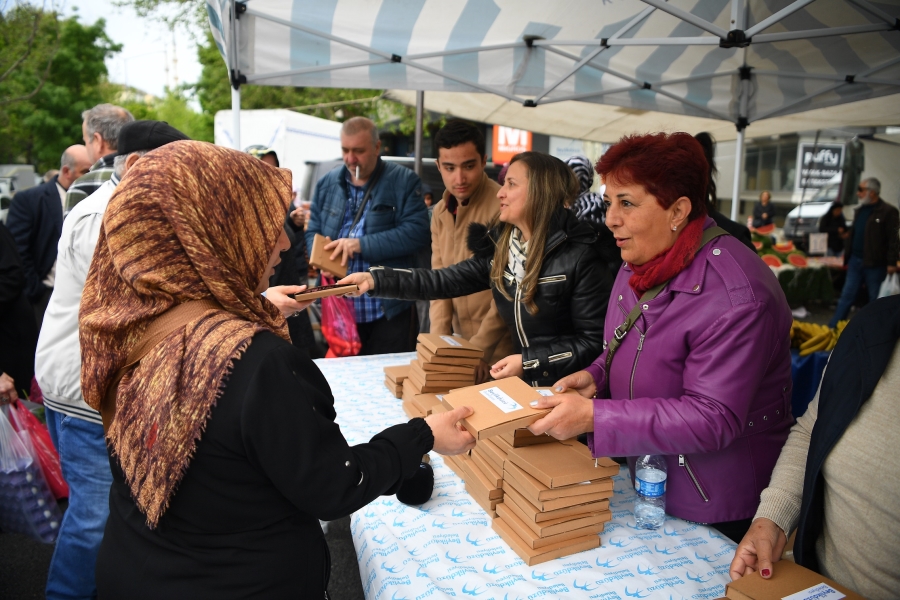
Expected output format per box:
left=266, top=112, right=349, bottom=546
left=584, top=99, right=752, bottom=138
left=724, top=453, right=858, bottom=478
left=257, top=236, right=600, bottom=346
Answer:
left=45, top=408, right=112, bottom=600
left=829, top=255, right=888, bottom=327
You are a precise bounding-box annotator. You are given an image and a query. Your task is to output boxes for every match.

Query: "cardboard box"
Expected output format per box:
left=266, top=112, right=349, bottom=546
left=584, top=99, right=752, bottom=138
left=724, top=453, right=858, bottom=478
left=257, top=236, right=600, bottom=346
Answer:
left=502, top=481, right=610, bottom=523
left=504, top=461, right=614, bottom=504
left=402, top=398, right=424, bottom=419
left=384, top=365, right=410, bottom=384
left=725, top=560, right=864, bottom=599
left=499, top=428, right=556, bottom=448
left=492, top=515, right=600, bottom=566
left=443, top=453, right=466, bottom=479
left=465, top=481, right=499, bottom=518
left=411, top=393, right=443, bottom=417
left=442, top=378, right=550, bottom=440
left=417, top=333, right=484, bottom=358
left=417, top=360, right=475, bottom=375
left=461, top=453, right=503, bottom=501
left=503, top=471, right=613, bottom=512
left=309, top=234, right=347, bottom=278
left=506, top=441, right=619, bottom=488
left=410, top=361, right=474, bottom=383
left=493, top=434, right=513, bottom=455
left=473, top=439, right=506, bottom=475
left=470, top=448, right=503, bottom=488
left=501, top=494, right=610, bottom=538
left=384, top=377, right=403, bottom=398
left=405, top=374, right=452, bottom=395
left=429, top=402, right=448, bottom=415
left=417, top=345, right=482, bottom=367
left=496, top=502, right=604, bottom=549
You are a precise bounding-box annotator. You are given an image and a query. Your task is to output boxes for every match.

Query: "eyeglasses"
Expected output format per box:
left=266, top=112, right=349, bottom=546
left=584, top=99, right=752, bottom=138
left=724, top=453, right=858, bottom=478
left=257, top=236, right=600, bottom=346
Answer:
left=858, top=187, right=869, bottom=193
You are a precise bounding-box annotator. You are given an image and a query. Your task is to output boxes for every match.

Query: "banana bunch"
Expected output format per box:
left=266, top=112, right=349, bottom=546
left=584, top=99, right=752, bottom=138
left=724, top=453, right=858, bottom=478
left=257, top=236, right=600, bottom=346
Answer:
left=790, top=320, right=848, bottom=356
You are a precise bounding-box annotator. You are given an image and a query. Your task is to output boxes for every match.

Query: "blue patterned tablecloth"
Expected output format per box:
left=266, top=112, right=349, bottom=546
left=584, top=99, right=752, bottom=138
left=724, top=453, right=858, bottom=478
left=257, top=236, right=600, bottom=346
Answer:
left=315, top=352, right=736, bottom=600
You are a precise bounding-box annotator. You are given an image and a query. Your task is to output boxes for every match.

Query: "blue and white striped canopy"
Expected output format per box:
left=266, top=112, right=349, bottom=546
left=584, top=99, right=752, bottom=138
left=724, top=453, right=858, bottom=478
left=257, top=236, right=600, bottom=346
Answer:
left=208, top=0, right=900, bottom=128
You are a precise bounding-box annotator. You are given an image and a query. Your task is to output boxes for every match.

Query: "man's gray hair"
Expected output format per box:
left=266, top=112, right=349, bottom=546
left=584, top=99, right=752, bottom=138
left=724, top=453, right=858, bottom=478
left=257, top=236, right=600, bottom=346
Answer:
left=82, top=104, right=134, bottom=150
left=113, top=150, right=150, bottom=178
left=864, top=177, right=881, bottom=195
left=341, top=117, right=379, bottom=146
left=60, top=148, right=78, bottom=170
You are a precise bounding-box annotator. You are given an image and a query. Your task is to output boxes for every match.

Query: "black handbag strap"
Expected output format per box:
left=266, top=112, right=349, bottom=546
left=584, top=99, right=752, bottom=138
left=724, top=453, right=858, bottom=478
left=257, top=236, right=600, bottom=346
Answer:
left=603, top=226, right=730, bottom=376
left=349, top=160, right=385, bottom=233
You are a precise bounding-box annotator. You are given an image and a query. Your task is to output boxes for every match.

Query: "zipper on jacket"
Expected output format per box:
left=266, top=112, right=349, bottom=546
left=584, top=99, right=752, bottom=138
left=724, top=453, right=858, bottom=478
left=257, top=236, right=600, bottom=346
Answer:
left=679, top=454, right=709, bottom=502
left=537, top=274, right=566, bottom=284
left=629, top=333, right=645, bottom=399
left=514, top=285, right=529, bottom=348
left=548, top=351, right=573, bottom=362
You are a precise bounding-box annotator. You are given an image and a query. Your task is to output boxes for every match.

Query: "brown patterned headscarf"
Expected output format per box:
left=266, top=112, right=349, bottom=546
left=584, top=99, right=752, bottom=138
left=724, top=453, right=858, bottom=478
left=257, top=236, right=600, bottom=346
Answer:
left=80, top=140, right=291, bottom=528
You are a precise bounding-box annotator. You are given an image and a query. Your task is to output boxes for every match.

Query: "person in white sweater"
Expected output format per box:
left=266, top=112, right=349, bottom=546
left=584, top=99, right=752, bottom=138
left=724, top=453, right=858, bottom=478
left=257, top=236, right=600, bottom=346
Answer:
left=730, top=295, right=900, bottom=599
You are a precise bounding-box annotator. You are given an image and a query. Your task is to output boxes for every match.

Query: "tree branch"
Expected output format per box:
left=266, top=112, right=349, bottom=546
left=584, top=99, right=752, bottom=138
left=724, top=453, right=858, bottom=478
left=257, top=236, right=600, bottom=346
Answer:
left=0, top=12, right=60, bottom=106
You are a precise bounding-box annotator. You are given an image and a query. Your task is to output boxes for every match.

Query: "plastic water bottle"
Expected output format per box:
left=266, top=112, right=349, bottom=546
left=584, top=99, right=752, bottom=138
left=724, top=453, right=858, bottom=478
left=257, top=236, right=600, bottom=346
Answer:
left=634, top=455, right=667, bottom=529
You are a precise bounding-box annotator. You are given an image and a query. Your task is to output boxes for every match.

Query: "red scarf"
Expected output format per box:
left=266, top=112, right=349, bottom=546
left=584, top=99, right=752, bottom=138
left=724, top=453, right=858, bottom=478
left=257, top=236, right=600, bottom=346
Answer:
left=629, top=217, right=705, bottom=296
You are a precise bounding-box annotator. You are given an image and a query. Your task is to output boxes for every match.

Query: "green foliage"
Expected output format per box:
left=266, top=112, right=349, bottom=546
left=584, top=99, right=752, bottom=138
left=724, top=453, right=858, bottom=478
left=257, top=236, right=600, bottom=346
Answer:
left=1, top=6, right=121, bottom=170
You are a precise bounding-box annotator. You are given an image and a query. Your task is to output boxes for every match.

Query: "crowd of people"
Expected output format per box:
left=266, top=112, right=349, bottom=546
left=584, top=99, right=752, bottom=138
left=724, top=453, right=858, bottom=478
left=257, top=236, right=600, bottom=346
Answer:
left=0, top=103, right=898, bottom=599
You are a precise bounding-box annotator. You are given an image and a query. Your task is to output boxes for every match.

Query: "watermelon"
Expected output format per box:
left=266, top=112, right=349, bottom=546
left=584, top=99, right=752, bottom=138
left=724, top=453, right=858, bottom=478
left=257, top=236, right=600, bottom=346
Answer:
left=754, top=223, right=776, bottom=235
left=752, top=241, right=764, bottom=251
left=773, top=241, right=795, bottom=253
left=762, top=254, right=783, bottom=268
left=787, top=253, right=808, bottom=267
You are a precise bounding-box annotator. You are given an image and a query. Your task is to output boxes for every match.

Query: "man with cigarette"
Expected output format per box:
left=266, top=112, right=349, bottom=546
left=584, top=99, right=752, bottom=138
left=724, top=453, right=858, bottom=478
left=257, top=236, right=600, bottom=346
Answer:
left=306, top=117, right=430, bottom=354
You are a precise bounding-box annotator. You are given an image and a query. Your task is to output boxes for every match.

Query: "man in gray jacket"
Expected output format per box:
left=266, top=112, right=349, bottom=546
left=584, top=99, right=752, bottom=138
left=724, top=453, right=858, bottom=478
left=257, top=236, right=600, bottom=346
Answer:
left=306, top=117, right=429, bottom=354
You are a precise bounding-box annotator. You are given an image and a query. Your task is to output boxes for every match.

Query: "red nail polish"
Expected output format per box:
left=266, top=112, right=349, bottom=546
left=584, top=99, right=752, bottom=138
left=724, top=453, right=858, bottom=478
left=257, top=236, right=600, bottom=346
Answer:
left=761, top=569, right=771, bottom=578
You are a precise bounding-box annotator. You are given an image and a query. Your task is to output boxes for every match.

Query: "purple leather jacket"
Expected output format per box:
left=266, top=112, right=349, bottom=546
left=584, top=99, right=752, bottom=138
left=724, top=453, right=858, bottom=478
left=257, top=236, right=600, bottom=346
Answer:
left=585, top=218, right=793, bottom=524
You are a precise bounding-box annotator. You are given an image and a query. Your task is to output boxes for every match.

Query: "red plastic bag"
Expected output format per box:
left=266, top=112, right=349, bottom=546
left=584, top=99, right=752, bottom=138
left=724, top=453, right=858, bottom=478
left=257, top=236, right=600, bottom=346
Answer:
left=319, top=275, right=362, bottom=358
left=8, top=401, right=69, bottom=499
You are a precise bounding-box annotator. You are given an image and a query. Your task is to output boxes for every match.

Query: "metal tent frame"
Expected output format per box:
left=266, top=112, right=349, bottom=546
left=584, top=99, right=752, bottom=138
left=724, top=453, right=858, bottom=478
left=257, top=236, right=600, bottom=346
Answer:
left=210, top=0, right=900, bottom=220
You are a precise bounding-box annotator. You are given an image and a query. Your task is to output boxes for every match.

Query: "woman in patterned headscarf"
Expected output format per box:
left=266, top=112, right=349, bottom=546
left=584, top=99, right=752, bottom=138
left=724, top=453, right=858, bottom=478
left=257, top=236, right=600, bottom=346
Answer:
left=80, top=141, right=474, bottom=599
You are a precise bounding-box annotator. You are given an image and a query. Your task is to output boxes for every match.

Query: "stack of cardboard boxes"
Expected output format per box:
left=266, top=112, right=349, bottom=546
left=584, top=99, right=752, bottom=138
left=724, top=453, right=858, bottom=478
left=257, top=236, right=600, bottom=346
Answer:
left=440, top=377, right=620, bottom=565
left=383, top=366, right=408, bottom=399
left=383, top=334, right=483, bottom=417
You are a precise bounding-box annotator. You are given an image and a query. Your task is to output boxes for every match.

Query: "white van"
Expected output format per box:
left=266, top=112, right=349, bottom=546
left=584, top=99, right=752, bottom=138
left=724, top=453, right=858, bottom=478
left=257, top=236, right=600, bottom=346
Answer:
left=783, top=174, right=855, bottom=249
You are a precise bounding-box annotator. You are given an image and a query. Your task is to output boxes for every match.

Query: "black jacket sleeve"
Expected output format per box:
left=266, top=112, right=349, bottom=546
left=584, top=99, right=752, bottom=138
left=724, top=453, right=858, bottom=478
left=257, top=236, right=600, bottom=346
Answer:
left=369, top=255, right=492, bottom=301
left=239, top=338, right=433, bottom=521
left=521, top=245, right=611, bottom=382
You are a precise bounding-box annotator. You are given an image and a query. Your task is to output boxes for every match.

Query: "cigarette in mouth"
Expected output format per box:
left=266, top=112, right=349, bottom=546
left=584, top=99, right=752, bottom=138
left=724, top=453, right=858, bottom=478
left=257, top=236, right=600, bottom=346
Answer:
left=356, top=166, right=360, bottom=180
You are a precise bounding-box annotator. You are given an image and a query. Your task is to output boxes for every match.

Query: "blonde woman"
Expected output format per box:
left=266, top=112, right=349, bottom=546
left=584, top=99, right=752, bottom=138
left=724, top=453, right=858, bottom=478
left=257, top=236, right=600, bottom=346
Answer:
left=342, top=152, right=613, bottom=386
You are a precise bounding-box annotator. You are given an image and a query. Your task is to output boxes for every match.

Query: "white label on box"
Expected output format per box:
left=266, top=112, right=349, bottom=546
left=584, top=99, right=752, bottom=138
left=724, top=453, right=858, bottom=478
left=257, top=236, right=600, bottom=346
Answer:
left=440, top=335, right=463, bottom=347
left=480, top=387, right=523, bottom=414
left=536, top=389, right=554, bottom=396
left=782, top=584, right=846, bottom=600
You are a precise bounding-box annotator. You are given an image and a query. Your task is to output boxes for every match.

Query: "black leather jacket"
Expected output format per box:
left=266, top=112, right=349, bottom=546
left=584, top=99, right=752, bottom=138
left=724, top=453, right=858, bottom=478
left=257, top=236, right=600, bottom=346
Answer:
left=370, top=208, right=613, bottom=386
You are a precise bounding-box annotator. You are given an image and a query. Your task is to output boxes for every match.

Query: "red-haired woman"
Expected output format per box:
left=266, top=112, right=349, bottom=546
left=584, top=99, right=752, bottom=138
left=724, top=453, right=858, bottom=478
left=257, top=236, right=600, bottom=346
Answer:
left=528, top=132, right=793, bottom=543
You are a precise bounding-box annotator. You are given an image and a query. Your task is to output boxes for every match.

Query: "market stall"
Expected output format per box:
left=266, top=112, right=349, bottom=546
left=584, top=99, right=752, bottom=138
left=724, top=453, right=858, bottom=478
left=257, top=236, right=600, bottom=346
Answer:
left=316, top=352, right=736, bottom=600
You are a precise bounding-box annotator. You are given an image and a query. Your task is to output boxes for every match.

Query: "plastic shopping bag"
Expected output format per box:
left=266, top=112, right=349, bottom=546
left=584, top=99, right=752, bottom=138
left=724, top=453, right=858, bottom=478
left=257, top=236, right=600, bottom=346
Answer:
left=0, top=405, right=62, bottom=543
left=319, top=276, right=362, bottom=358
left=877, top=273, right=900, bottom=298
left=8, top=400, right=68, bottom=499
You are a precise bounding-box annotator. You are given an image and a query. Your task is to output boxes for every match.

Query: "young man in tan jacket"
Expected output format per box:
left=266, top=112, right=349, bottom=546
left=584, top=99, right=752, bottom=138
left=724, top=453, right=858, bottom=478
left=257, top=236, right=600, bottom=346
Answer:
left=431, top=120, right=513, bottom=381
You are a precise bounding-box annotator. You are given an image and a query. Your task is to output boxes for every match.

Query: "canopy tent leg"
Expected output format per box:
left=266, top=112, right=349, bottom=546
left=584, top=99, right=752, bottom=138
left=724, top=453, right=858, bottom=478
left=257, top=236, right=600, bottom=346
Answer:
left=231, top=86, right=241, bottom=151
left=730, top=128, right=744, bottom=222
left=414, top=91, right=424, bottom=176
